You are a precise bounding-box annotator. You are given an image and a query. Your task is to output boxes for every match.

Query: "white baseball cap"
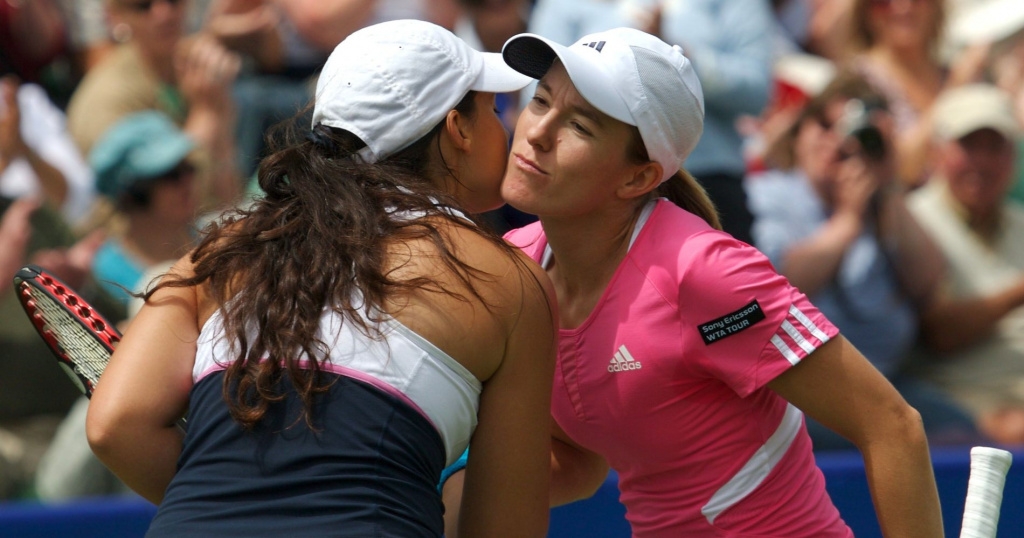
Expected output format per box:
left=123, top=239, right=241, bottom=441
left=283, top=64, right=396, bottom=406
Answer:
left=312, top=19, right=531, bottom=164
left=502, top=27, right=705, bottom=182
left=932, top=84, right=1021, bottom=142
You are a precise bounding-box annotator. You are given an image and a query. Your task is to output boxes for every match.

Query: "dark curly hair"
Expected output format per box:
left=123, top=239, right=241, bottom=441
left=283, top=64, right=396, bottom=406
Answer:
left=149, top=92, right=541, bottom=429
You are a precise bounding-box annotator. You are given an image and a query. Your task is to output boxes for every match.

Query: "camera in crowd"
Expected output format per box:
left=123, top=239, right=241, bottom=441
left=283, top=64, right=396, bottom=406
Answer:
left=837, top=98, right=887, bottom=161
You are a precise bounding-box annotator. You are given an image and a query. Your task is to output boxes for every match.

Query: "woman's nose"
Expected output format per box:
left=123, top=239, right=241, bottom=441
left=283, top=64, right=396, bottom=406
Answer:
left=524, top=112, right=553, bottom=151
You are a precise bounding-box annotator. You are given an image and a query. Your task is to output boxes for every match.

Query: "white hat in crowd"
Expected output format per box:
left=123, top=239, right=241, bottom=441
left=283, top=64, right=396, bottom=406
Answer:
left=502, top=27, right=705, bottom=182
left=948, top=0, right=1024, bottom=47
left=312, top=19, right=531, bottom=164
left=774, top=53, right=836, bottom=100
left=932, top=84, right=1021, bottom=142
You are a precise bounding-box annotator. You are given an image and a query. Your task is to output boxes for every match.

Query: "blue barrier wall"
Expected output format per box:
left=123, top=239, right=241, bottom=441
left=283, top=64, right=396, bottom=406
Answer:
left=1, top=446, right=1021, bottom=537
left=549, top=446, right=1024, bottom=537
left=0, top=497, right=156, bottom=538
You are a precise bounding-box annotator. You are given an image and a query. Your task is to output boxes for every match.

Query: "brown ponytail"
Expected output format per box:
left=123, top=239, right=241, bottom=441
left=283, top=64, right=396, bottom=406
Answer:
left=656, top=169, right=721, bottom=231
left=625, top=127, right=721, bottom=230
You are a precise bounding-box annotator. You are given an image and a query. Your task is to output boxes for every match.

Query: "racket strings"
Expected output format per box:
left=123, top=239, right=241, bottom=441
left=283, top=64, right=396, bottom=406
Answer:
left=22, top=286, right=111, bottom=386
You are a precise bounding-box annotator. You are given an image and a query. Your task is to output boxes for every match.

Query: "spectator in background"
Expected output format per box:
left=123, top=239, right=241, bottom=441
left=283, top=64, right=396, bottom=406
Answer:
left=0, top=194, right=108, bottom=501
left=33, top=111, right=202, bottom=502
left=762, top=0, right=860, bottom=63
left=845, top=0, right=991, bottom=189
left=659, top=0, right=774, bottom=245
left=846, top=0, right=945, bottom=187
left=746, top=70, right=982, bottom=450
left=0, top=62, right=108, bottom=319
left=0, top=194, right=82, bottom=500
left=962, top=2, right=1024, bottom=207
left=741, top=52, right=836, bottom=174
left=230, top=0, right=462, bottom=58
left=65, top=0, right=242, bottom=212
left=59, top=0, right=212, bottom=73
left=0, top=0, right=68, bottom=83
left=0, top=0, right=81, bottom=105
left=1, top=75, right=95, bottom=229
left=88, top=111, right=201, bottom=317
left=907, top=84, right=1024, bottom=445
left=525, top=0, right=628, bottom=48
left=60, top=0, right=120, bottom=72
left=203, top=0, right=319, bottom=177
left=0, top=64, right=106, bottom=501
left=0, top=198, right=37, bottom=297
left=455, top=0, right=531, bottom=56
left=34, top=391, right=134, bottom=501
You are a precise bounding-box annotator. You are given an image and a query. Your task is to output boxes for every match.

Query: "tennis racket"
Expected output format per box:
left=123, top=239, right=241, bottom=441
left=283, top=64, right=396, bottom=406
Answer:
left=960, top=446, right=1013, bottom=538
left=13, top=264, right=187, bottom=430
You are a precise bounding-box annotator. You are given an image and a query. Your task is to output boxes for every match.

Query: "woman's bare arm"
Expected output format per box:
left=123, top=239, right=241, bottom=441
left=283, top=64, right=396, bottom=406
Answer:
left=86, top=258, right=197, bottom=504
left=768, top=336, right=944, bottom=538
left=457, top=256, right=556, bottom=538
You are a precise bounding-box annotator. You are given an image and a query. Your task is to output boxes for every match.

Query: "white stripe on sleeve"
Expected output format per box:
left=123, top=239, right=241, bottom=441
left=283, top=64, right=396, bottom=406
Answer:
left=780, top=320, right=816, bottom=354
left=771, top=334, right=801, bottom=366
left=788, top=305, right=829, bottom=343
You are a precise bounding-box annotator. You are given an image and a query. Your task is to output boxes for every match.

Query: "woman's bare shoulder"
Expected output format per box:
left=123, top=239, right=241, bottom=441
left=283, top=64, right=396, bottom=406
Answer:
left=384, top=220, right=553, bottom=381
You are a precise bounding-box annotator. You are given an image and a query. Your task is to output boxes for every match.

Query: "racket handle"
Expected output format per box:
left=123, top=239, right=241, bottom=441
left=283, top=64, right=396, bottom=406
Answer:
left=960, top=446, right=1013, bottom=538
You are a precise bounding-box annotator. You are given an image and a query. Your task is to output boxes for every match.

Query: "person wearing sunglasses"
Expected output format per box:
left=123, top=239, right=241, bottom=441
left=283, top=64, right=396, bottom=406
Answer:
left=65, top=0, right=243, bottom=215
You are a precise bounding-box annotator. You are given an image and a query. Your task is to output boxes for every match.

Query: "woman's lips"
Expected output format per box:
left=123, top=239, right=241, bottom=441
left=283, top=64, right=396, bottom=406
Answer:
left=513, top=153, right=547, bottom=175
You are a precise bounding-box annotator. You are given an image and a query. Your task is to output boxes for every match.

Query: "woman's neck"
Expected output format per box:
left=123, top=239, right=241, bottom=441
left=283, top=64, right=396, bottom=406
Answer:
left=867, top=45, right=943, bottom=111
left=940, top=183, right=1003, bottom=243
left=964, top=205, right=1004, bottom=244
left=868, top=44, right=936, bottom=78
left=540, top=202, right=644, bottom=328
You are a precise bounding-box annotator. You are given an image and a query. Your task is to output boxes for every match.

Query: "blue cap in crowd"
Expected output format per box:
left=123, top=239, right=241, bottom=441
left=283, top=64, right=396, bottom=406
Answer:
left=90, top=111, right=195, bottom=198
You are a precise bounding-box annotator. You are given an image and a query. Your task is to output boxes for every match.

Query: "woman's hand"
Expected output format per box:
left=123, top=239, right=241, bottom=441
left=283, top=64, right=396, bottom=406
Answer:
left=203, top=0, right=284, bottom=72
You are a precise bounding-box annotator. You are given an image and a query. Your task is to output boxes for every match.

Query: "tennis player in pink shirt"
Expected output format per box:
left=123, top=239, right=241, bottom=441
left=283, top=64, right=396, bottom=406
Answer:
left=494, top=27, right=944, bottom=537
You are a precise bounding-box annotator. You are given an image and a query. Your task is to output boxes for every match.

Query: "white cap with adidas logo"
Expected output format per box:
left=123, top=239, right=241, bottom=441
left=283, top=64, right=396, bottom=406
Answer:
left=502, top=27, right=705, bottom=182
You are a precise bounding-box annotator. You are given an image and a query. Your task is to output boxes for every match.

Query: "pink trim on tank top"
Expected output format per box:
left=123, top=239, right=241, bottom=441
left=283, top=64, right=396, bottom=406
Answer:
left=195, top=359, right=437, bottom=430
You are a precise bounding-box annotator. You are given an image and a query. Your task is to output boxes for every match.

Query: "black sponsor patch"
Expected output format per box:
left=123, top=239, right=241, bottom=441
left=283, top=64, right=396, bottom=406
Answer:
left=698, top=300, right=766, bottom=345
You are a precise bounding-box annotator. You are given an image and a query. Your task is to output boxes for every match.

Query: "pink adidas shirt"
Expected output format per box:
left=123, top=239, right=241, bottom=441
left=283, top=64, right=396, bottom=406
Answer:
left=506, top=200, right=852, bottom=537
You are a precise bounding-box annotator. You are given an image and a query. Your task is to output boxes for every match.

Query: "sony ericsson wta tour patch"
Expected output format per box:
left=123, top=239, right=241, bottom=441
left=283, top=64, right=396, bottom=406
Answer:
left=698, top=300, right=766, bottom=345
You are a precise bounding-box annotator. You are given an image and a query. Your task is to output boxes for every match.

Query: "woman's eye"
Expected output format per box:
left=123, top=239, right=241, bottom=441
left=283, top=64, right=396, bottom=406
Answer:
left=571, top=121, right=591, bottom=135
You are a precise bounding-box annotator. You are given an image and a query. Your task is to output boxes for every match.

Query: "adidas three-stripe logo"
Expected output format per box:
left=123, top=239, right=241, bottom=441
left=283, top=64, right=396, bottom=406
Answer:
left=608, top=345, right=642, bottom=372
left=771, top=305, right=831, bottom=365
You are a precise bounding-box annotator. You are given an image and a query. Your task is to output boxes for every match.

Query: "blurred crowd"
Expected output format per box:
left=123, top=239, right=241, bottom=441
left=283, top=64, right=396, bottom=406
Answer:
left=1, top=0, right=1023, bottom=505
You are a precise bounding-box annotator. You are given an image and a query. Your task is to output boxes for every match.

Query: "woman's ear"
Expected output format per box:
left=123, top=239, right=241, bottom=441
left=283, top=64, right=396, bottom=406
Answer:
left=617, top=161, right=663, bottom=200
left=443, top=109, right=473, bottom=153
